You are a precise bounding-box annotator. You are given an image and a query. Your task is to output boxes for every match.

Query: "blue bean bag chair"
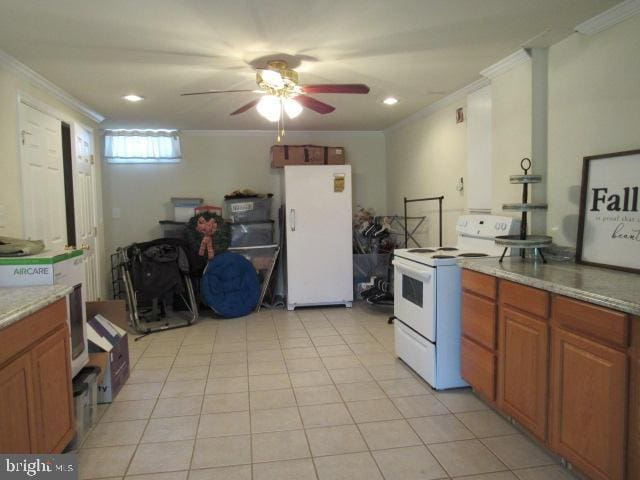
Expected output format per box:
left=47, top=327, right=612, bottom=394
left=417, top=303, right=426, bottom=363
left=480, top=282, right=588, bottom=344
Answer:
left=201, top=252, right=260, bottom=318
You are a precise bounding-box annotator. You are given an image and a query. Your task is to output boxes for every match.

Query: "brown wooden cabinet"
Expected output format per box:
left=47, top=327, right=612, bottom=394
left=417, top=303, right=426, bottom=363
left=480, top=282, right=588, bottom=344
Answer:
left=0, top=298, right=74, bottom=454
left=461, top=270, right=498, bottom=403
left=31, top=327, right=74, bottom=453
left=498, top=305, right=549, bottom=441
left=0, top=352, right=37, bottom=453
left=461, top=268, right=636, bottom=480
left=550, top=327, right=627, bottom=480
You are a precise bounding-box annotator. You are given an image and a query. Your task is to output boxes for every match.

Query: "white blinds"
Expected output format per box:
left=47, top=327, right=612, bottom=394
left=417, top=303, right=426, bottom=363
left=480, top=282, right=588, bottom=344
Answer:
left=104, top=130, right=181, bottom=163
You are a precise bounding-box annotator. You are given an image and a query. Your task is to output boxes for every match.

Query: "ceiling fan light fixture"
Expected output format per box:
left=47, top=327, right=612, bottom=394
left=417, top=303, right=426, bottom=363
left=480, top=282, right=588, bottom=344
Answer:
left=383, top=97, right=398, bottom=105
left=260, top=69, right=285, bottom=89
left=257, top=95, right=281, bottom=122
left=284, top=98, right=302, bottom=119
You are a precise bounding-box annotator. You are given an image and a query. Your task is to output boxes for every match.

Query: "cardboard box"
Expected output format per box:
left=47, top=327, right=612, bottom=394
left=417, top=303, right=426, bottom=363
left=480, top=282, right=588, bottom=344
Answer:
left=271, top=145, right=345, bottom=167
left=86, top=299, right=129, bottom=332
left=0, top=249, right=83, bottom=287
left=87, top=314, right=130, bottom=403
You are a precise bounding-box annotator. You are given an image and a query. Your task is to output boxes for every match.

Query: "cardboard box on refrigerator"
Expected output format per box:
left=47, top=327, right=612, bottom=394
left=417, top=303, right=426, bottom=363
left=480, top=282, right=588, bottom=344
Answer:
left=86, top=309, right=130, bottom=403
left=271, top=145, right=345, bottom=167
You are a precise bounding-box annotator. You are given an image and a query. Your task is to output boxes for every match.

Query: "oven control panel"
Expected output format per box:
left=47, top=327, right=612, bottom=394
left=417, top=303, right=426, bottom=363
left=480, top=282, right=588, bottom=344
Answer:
left=456, top=215, right=520, bottom=238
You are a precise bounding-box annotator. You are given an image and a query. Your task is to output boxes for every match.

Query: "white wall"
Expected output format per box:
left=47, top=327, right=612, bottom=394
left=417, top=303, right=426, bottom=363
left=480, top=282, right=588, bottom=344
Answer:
left=385, top=13, right=640, bottom=250
left=490, top=60, right=532, bottom=218
left=102, top=131, right=386, bottom=258
left=547, top=14, right=640, bottom=246
left=385, top=103, right=467, bottom=247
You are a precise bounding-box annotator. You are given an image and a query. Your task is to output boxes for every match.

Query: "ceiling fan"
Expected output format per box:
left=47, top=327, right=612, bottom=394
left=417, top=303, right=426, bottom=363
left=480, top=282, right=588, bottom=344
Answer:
left=180, top=60, right=370, bottom=121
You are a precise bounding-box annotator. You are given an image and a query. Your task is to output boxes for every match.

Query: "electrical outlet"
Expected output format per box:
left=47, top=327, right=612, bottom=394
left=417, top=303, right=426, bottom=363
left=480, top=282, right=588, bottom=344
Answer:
left=112, top=207, right=121, bottom=219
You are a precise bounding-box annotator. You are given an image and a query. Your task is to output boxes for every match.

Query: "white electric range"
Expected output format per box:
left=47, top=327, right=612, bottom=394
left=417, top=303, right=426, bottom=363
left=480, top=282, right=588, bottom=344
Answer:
left=393, top=214, right=520, bottom=389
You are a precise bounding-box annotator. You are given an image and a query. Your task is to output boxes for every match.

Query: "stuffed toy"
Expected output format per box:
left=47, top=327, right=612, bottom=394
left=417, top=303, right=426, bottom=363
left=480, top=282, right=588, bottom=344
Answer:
left=196, top=216, right=218, bottom=259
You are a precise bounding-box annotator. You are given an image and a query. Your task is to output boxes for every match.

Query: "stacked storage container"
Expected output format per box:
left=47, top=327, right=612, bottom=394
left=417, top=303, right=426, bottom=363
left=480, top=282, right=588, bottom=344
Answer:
left=225, top=194, right=274, bottom=248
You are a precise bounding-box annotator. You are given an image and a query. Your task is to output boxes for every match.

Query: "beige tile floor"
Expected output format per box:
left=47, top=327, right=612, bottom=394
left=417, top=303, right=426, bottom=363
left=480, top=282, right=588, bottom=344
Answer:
left=78, top=304, right=582, bottom=480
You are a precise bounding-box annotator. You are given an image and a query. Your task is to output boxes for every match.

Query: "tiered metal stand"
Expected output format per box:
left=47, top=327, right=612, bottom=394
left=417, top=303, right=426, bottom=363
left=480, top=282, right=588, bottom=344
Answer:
left=496, top=158, right=552, bottom=263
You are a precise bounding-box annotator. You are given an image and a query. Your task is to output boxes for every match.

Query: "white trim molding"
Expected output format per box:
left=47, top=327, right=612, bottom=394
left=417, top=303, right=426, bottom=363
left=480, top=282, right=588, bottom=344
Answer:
left=0, top=49, right=105, bottom=123
left=385, top=77, right=490, bottom=133
left=180, top=129, right=383, bottom=137
left=575, top=0, right=640, bottom=35
left=480, top=49, right=531, bottom=79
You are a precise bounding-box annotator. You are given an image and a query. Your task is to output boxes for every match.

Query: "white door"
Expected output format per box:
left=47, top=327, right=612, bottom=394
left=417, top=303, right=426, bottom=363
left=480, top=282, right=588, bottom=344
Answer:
left=73, top=124, right=101, bottom=300
left=285, top=165, right=353, bottom=309
left=19, top=102, right=66, bottom=249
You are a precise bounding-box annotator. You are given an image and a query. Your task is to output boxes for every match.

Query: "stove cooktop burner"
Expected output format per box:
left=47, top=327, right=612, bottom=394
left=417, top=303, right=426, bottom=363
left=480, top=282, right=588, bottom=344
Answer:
left=457, top=253, right=490, bottom=257
left=407, top=248, right=436, bottom=253
left=437, top=247, right=458, bottom=251
left=432, top=254, right=455, bottom=259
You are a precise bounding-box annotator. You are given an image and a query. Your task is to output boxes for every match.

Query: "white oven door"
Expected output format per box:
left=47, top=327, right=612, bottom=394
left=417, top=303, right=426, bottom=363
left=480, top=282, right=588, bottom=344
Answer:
left=393, top=257, right=436, bottom=342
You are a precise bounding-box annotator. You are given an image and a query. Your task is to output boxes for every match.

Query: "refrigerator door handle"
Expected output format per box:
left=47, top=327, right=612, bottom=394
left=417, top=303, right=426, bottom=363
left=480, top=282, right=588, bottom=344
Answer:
left=289, top=208, right=296, bottom=231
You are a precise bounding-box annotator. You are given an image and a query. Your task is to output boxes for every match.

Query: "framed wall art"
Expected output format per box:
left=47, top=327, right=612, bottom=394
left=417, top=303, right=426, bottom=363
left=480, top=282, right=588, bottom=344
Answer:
left=576, top=149, right=640, bottom=273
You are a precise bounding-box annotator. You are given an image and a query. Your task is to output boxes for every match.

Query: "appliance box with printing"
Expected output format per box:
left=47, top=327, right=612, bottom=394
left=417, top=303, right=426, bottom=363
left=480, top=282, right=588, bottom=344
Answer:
left=271, top=144, right=345, bottom=167
left=87, top=311, right=130, bottom=403
left=0, top=249, right=83, bottom=286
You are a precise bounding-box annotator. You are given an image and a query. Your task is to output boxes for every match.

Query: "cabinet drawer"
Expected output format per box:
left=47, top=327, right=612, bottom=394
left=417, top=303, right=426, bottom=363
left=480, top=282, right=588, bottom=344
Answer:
left=461, top=336, right=496, bottom=401
left=553, top=296, right=628, bottom=348
left=462, top=269, right=497, bottom=300
left=0, top=299, right=67, bottom=367
left=462, top=292, right=497, bottom=350
left=500, top=281, right=549, bottom=319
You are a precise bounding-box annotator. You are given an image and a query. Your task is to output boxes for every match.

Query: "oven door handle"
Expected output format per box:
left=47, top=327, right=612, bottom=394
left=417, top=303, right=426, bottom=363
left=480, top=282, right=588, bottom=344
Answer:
left=393, top=260, right=432, bottom=282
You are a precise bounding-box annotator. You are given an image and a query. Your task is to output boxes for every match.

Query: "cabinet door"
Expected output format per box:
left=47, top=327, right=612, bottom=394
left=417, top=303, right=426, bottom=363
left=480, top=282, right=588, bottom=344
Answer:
left=31, top=327, right=75, bottom=453
left=0, top=352, right=37, bottom=453
left=498, top=307, right=548, bottom=440
left=550, top=328, right=627, bottom=480
left=461, top=336, right=496, bottom=401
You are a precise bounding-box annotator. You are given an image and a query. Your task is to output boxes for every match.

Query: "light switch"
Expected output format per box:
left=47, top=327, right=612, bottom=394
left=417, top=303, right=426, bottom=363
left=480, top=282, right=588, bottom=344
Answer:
left=112, top=207, right=121, bottom=219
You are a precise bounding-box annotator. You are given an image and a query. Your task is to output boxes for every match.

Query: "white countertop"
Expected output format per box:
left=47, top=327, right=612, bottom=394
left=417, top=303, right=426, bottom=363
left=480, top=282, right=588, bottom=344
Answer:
left=0, top=284, right=72, bottom=331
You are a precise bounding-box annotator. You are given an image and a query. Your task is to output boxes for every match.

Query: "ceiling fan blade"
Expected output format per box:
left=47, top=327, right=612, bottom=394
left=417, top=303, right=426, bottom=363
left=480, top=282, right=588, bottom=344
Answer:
left=230, top=99, right=260, bottom=116
left=296, top=95, right=336, bottom=114
left=301, top=84, right=370, bottom=94
left=181, top=89, right=255, bottom=96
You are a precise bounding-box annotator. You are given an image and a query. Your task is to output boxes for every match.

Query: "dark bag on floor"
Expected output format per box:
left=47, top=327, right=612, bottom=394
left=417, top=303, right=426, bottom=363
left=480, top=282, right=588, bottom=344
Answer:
left=132, top=244, right=184, bottom=299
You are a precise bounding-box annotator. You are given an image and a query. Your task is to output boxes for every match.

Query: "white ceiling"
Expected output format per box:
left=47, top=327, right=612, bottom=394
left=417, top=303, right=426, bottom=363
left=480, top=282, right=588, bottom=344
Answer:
left=0, top=0, right=620, bottom=130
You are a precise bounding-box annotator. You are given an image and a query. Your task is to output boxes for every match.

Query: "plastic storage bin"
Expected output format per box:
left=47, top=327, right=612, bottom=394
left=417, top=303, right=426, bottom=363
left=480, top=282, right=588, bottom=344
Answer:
left=76, top=366, right=101, bottom=426
left=353, top=253, right=390, bottom=293
left=70, top=381, right=90, bottom=449
left=171, top=197, right=203, bottom=222
left=230, top=221, right=274, bottom=247
left=224, top=196, right=272, bottom=222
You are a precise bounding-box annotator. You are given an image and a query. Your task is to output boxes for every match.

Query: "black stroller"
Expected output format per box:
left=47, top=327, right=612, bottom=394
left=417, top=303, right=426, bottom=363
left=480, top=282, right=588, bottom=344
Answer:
left=118, top=238, right=198, bottom=334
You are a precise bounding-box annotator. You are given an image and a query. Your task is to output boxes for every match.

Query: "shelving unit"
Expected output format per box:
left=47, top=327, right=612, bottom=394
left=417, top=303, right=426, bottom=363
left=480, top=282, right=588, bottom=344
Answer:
left=496, top=158, right=552, bottom=263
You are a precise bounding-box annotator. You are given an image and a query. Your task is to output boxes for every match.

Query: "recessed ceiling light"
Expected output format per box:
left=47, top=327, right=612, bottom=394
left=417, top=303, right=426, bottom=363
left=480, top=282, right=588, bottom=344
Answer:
left=383, top=97, right=398, bottom=105
left=123, top=94, right=144, bottom=102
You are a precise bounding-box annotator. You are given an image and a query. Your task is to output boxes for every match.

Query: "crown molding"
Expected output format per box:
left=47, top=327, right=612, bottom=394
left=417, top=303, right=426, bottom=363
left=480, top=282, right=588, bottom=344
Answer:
left=480, top=49, right=531, bottom=79
left=385, top=77, right=490, bottom=133
left=180, top=129, right=383, bottom=136
left=575, top=0, right=640, bottom=35
left=0, top=49, right=105, bottom=123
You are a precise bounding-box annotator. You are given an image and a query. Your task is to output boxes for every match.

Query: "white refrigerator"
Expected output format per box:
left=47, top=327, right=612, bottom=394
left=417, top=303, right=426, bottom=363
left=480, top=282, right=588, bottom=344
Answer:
left=284, top=165, right=354, bottom=310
